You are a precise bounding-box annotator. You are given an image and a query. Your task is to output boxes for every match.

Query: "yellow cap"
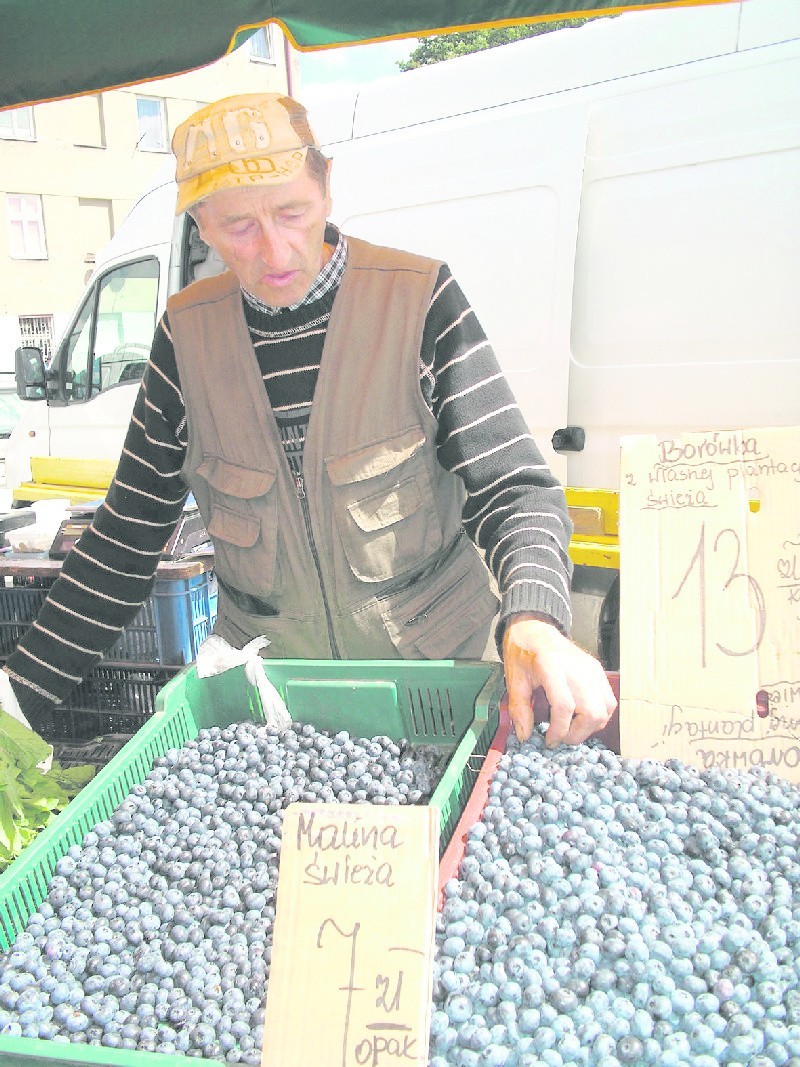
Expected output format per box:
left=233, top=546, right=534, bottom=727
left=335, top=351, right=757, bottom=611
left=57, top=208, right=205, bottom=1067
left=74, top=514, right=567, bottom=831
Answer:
left=171, top=93, right=320, bottom=215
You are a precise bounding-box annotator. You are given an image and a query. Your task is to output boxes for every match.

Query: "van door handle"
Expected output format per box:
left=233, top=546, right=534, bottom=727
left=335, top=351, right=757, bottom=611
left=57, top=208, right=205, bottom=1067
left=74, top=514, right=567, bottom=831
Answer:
left=552, top=426, right=586, bottom=452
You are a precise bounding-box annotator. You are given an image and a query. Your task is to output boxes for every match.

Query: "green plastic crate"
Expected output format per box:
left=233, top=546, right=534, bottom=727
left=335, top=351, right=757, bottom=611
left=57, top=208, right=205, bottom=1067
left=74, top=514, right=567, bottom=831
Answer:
left=0, top=658, right=502, bottom=1067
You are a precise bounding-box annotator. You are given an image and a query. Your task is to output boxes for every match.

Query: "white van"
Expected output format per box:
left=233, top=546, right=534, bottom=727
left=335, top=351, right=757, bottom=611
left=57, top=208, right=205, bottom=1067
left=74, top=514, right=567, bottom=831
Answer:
left=9, top=0, right=800, bottom=666
left=8, top=163, right=222, bottom=500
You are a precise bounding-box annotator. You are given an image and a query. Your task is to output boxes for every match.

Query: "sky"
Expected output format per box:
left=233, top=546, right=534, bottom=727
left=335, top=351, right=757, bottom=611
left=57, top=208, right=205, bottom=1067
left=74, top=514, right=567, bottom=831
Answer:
left=297, top=38, right=414, bottom=104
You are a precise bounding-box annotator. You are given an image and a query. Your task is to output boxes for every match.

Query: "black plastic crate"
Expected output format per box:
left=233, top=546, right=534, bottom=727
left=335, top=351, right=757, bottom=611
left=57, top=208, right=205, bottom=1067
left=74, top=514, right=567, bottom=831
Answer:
left=51, top=733, right=133, bottom=769
left=28, top=662, right=182, bottom=742
left=0, top=576, right=53, bottom=655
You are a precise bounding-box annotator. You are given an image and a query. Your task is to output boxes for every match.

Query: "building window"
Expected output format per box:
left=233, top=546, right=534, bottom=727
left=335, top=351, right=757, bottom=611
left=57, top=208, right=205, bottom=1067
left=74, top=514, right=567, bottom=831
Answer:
left=0, top=106, right=34, bottom=141
left=19, top=315, right=55, bottom=363
left=6, top=193, right=47, bottom=259
left=136, top=96, right=167, bottom=152
left=249, top=27, right=275, bottom=62
left=71, top=94, right=106, bottom=149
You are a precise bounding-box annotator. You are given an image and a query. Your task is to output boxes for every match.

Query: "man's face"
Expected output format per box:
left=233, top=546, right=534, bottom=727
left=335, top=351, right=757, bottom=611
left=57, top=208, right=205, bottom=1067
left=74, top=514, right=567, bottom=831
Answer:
left=193, top=161, right=332, bottom=307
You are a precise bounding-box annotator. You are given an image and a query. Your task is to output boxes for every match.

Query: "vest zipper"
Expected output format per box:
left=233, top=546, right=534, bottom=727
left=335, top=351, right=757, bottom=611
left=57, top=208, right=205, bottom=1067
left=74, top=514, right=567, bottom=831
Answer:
left=404, top=572, right=467, bottom=626
left=374, top=533, right=467, bottom=613
left=295, top=473, right=341, bottom=657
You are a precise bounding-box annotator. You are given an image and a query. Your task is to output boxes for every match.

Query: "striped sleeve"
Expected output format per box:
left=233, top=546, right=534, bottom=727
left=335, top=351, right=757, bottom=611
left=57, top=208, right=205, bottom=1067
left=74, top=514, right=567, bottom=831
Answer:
left=420, top=265, right=573, bottom=637
left=5, top=314, right=190, bottom=729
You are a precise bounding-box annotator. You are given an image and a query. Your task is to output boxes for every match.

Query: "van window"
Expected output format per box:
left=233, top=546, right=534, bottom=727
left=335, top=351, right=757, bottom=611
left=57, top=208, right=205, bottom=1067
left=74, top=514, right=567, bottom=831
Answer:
left=57, top=257, right=159, bottom=401
left=59, top=294, right=94, bottom=400
left=183, top=218, right=225, bottom=287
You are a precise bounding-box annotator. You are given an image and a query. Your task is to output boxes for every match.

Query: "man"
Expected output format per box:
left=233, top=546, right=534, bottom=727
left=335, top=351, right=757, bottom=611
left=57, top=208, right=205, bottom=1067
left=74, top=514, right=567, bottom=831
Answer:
left=1, top=93, right=614, bottom=746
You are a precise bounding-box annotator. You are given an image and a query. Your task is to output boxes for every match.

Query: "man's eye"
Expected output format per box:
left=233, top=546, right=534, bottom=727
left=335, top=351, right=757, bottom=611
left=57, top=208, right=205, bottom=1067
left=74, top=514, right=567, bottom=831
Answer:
left=229, top=222, right=255, bottom=236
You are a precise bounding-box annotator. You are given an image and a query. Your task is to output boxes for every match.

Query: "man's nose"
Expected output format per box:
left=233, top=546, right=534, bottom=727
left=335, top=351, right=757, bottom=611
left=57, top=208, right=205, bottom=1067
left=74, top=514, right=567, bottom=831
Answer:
left=256, top=223, right=291, bottom=268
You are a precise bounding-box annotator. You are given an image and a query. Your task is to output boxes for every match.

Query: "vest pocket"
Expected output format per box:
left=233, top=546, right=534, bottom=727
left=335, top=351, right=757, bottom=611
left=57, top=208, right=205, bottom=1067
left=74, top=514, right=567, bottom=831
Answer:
left=378, top=544, right=500, bottom=659
left=196, top=455, right=280, bottom=595
left=214, top=611, right=288, bottom=659
left=325, top=427, right=442, bottom=582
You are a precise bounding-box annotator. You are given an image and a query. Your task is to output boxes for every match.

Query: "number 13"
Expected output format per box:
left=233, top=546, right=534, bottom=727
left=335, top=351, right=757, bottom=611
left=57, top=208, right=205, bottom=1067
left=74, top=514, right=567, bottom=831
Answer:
left=671, top=523, right=766, bottom=668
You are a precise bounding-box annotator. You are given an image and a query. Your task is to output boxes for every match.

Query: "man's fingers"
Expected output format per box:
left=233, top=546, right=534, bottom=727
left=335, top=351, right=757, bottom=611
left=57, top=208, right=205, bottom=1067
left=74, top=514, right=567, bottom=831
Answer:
left=502, top=616, right=618, bottom=749
left=561, top=684, right=617, bottom=746
left=505, top=665, right=535, bottom=743
left=541, top=680, right=575, bottom=748
left=544, top=664, right=616, bottom=748
left=561, top=710, right=602, bottom=747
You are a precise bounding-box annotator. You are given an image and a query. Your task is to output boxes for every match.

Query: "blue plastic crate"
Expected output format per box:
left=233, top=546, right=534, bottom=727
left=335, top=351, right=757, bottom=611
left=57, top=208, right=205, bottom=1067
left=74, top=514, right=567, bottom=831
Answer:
left=106, top=571, right=217, bottom=664
left=0, top=570, right=217, bottom=665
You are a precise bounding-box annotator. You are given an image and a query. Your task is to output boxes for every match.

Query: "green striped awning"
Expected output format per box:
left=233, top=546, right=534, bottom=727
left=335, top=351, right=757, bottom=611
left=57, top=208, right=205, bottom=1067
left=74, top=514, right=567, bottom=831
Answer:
left=0, top=0, right=737, bottom=110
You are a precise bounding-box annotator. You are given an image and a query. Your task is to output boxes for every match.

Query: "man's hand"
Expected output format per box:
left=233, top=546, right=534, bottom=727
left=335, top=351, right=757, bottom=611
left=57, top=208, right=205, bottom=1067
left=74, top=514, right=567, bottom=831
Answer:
left=502, top=615, right=616, bottom=747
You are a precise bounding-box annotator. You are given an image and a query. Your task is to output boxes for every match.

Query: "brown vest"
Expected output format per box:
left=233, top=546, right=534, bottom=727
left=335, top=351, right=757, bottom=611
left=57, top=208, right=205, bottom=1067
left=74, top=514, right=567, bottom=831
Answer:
left=168, top=236, right=498, bottom=659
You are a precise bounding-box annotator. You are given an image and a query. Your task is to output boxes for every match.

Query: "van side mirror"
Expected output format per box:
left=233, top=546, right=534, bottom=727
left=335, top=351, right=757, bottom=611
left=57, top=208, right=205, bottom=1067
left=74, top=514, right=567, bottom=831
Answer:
left=14, top=345, right=46, bottom=400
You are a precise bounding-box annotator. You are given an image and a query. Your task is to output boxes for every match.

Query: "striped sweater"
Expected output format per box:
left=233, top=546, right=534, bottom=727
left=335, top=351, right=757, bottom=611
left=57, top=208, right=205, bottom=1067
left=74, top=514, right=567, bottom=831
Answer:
left=6, top=227, right=573, bottom=728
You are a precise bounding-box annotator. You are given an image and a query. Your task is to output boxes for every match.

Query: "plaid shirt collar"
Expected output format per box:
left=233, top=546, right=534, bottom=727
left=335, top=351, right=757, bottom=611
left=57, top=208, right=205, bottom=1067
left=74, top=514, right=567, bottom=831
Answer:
left=241, top=223, right=347, bottom=316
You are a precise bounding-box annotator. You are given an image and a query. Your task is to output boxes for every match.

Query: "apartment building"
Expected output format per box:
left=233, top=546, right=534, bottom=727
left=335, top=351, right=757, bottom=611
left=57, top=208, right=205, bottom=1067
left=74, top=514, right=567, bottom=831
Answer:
left=0, top=26, right=298, bottom=374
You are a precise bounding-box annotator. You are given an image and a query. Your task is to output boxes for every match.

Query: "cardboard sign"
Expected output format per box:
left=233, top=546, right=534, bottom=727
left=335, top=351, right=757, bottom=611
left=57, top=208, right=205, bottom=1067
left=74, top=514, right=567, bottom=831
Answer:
left=261, top=803, right=439, bottom=1066
left=619, top=427, right=800, bottom=782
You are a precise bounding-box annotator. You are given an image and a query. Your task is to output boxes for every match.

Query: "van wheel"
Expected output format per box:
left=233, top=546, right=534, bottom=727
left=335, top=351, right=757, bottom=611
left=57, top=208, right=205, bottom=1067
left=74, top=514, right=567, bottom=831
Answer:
left=570, top=565, right=619, bottom=671
left=599, top=575, right=620, bottom=672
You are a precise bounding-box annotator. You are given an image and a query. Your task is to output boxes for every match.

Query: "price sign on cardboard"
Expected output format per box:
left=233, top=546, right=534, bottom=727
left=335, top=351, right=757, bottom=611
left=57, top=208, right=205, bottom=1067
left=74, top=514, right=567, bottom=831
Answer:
left=619, top=427, right=800, bottom=782
left=261, top=803, right=439, bottom=1067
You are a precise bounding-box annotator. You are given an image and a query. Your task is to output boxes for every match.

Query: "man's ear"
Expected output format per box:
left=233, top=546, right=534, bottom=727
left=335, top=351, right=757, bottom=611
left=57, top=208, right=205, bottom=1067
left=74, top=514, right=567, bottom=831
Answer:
left=188, top=203, right=206, bottom=241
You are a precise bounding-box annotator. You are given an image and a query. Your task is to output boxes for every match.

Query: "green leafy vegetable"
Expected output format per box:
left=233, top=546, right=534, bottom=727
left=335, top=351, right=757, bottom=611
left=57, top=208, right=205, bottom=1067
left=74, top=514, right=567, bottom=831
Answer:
left=0, top=704, right=52, bottom=771
left=0, top=707, right=95, bottom=873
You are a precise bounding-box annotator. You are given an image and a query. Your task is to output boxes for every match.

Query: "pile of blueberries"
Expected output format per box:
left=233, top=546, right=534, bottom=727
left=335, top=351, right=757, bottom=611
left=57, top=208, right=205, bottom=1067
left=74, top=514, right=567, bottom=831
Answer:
left=431, top=725, right=800, bottom=1067
left=0, top=719, right=446, bottom=1062
left=3, top=708, right=800, bottom=1067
